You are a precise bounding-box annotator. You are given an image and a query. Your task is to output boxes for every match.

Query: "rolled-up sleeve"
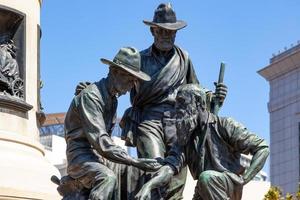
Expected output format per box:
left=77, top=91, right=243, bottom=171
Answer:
left=219, top=117, right=268, bottom=155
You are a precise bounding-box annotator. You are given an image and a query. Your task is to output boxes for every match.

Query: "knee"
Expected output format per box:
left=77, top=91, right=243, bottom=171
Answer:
left=90, top=170, right=117, bottom=199
left=198, top=170, right=219, bottom=188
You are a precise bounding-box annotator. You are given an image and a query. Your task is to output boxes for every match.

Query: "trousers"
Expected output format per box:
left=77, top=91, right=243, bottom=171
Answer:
left=193, top=170, right=243, bottom=200
left=136, top=108, right=187, bottom=200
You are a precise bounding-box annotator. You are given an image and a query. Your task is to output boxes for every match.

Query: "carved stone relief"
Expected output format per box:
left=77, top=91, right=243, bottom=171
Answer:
left=0, top=6, right=25, bottom=99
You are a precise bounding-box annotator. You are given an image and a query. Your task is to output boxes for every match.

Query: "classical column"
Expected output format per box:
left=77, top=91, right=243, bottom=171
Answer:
left=0, top=0, right=60, bottom=199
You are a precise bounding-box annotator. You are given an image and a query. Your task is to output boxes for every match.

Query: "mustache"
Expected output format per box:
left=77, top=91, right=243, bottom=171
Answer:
left=176, top=116, right=192, bottom=129
left=158, top=38, right=174, bottom=42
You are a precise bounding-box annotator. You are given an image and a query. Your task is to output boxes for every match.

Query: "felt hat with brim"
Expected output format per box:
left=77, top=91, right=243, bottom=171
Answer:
left=101, top=47, right=151, bottom=81
left=143, top=3, right=187, bottom=31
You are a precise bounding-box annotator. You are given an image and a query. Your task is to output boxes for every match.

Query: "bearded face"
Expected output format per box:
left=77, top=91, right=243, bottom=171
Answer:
left=175, top=92, right=199, bottom=146
left=151, top=27, right=176, bottom=52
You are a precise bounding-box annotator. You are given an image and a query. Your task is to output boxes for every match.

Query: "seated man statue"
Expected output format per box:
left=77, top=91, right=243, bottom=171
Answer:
left=0, top=37, right=21, bottom=95
left=136, top=84, right=269, bottom=200
left=57, top=47, right=161, bottom=200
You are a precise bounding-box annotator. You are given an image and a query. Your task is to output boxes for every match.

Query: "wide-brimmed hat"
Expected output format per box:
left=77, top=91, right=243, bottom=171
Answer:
left=101, top=47, right=151, bottom=81
left=143, top=3, right=187, bottom=31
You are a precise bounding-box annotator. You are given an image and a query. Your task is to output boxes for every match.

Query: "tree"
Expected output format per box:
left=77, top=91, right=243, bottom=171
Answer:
left=296, top=184, right=300, bottom=200
left=286, top=193, right=293, bottom=200
left=264, top=184, right=300, bottom=200
left=264, top=186, right=283, bottom=200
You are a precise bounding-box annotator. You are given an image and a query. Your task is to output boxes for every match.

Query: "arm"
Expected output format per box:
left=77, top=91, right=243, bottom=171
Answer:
left=243, top=146, right=269, bottom=184
left=74, top=82, right=91, bottom=95
left=135, top=165, right=174, bottom=200
left=220, top=117, right=269, bottom=185
left=135, top=144, right=186, bottom=199
left=78, top=92, right=133, bottom=165
left=186, top=58, right=227, bottom=112
left=78, top=91, right=160, bottom=171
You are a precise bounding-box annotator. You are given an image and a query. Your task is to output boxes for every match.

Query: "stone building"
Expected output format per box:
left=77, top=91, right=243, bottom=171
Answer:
left=258, top=41, right=300, bottom=194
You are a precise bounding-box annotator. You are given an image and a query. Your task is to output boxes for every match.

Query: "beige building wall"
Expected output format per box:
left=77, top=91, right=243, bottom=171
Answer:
left=0, top=0, right=40, bottom=139
left=0, top=1, right=61, bottom=199
left=259, top=42, right=300, bottom=194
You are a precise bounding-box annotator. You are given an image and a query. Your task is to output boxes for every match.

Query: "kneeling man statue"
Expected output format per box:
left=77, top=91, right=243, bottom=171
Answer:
left=136, top=84, right=269, bottom=200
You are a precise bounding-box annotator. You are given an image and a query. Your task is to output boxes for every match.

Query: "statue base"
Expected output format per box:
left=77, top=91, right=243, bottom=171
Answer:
left=0, top=131, right=61, bottom=200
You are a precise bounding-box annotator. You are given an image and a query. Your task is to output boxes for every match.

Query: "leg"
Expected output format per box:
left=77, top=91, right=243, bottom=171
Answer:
left=104, top=157, right=147, bottom=200
left=164, top=166, right=187, bottom=200
left=136, top=119, right=165, bottom=158
left=163, top=116, right=187, bottom=200
left=71, top=162, right=117, bottom=200
left=136, top=119, right=187, bottom=200
left=196, top=170, right=243, bottom=200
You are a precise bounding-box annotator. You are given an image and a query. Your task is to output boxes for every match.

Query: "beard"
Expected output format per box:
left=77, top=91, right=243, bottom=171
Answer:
left=176, top=115, right=197, bottom=146
left=154, top=37, right=175, bottom=52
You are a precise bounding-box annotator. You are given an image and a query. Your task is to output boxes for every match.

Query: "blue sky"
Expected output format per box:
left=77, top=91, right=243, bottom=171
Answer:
left=40, top=1, right=300, bottom=174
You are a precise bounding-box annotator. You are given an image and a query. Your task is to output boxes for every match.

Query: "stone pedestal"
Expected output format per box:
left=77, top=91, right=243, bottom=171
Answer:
left=0, top=0, right=60, bottom=199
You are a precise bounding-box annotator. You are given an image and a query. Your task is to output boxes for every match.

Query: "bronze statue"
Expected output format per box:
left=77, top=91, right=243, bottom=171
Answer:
left=0, top=35, right=23, bottom=98
left=121, top=3, right=227, bottom=199
left=136, top=84, right=269, bottom=200
left=56, top=47, right=161, bottom=200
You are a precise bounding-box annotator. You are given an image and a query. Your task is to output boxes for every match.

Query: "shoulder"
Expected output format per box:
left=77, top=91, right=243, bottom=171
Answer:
left=140, top=46, right=152, bottom=57
left=76, top=81, right=104, bottom=104
left=175, top=45, right=189, bottom=58
left=80, top=83, right=98, bottom=96
left=220, top=117, right=246, bottom=128
left=217, top=117, right=245, bottom=136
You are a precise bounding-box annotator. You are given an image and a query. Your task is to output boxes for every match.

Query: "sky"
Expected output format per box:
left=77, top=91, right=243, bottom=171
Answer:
left=40, top=1, right=300, bottom=174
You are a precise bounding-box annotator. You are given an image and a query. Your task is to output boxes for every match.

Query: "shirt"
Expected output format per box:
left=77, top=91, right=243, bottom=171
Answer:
left=165, top=111, right=269, bottom=180
left=65, top=78, right=131, bottom=169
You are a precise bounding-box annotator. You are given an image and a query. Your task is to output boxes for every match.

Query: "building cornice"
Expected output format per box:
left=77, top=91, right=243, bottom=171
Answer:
left=258, top=48, right=300, bottom=81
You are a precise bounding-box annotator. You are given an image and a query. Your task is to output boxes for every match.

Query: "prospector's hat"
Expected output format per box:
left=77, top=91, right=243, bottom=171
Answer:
left=143, top=3, right=187, bottom=31
left=101, top=47, right=151, bottom=81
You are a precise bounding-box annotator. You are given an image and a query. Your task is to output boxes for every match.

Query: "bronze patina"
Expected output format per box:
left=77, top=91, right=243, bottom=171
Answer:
left=121, top=3, right=227, bottom=199
left=53, top=47, right=160, bottom=200
left=136, top=84, right=269, bottom=200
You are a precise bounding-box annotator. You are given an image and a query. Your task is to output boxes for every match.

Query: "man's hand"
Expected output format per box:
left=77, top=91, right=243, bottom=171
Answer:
left=135, top=184, right=152, bottom=200
left=135, top=165, right=174, bottom=200
left=214, top=82, right=227, bottom=103
left=131, top=158, right=162, bottom=171
left=226, top=172, right=244, bottom=186
left=74, top=81, right=91, bottom=95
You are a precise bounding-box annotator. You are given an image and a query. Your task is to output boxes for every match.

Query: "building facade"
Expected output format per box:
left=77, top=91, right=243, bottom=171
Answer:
left=258, top=42, right=300, bottom=194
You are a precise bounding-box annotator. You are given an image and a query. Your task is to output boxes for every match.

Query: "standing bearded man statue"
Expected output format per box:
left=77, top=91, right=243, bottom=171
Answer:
left=121, top=3, right=227, bottom=199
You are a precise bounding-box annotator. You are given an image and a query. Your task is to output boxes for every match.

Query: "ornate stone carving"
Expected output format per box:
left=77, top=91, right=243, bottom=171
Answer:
left=0, top=7, right=25, bottom=99
left=0, top=38, right=24, bottom=98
